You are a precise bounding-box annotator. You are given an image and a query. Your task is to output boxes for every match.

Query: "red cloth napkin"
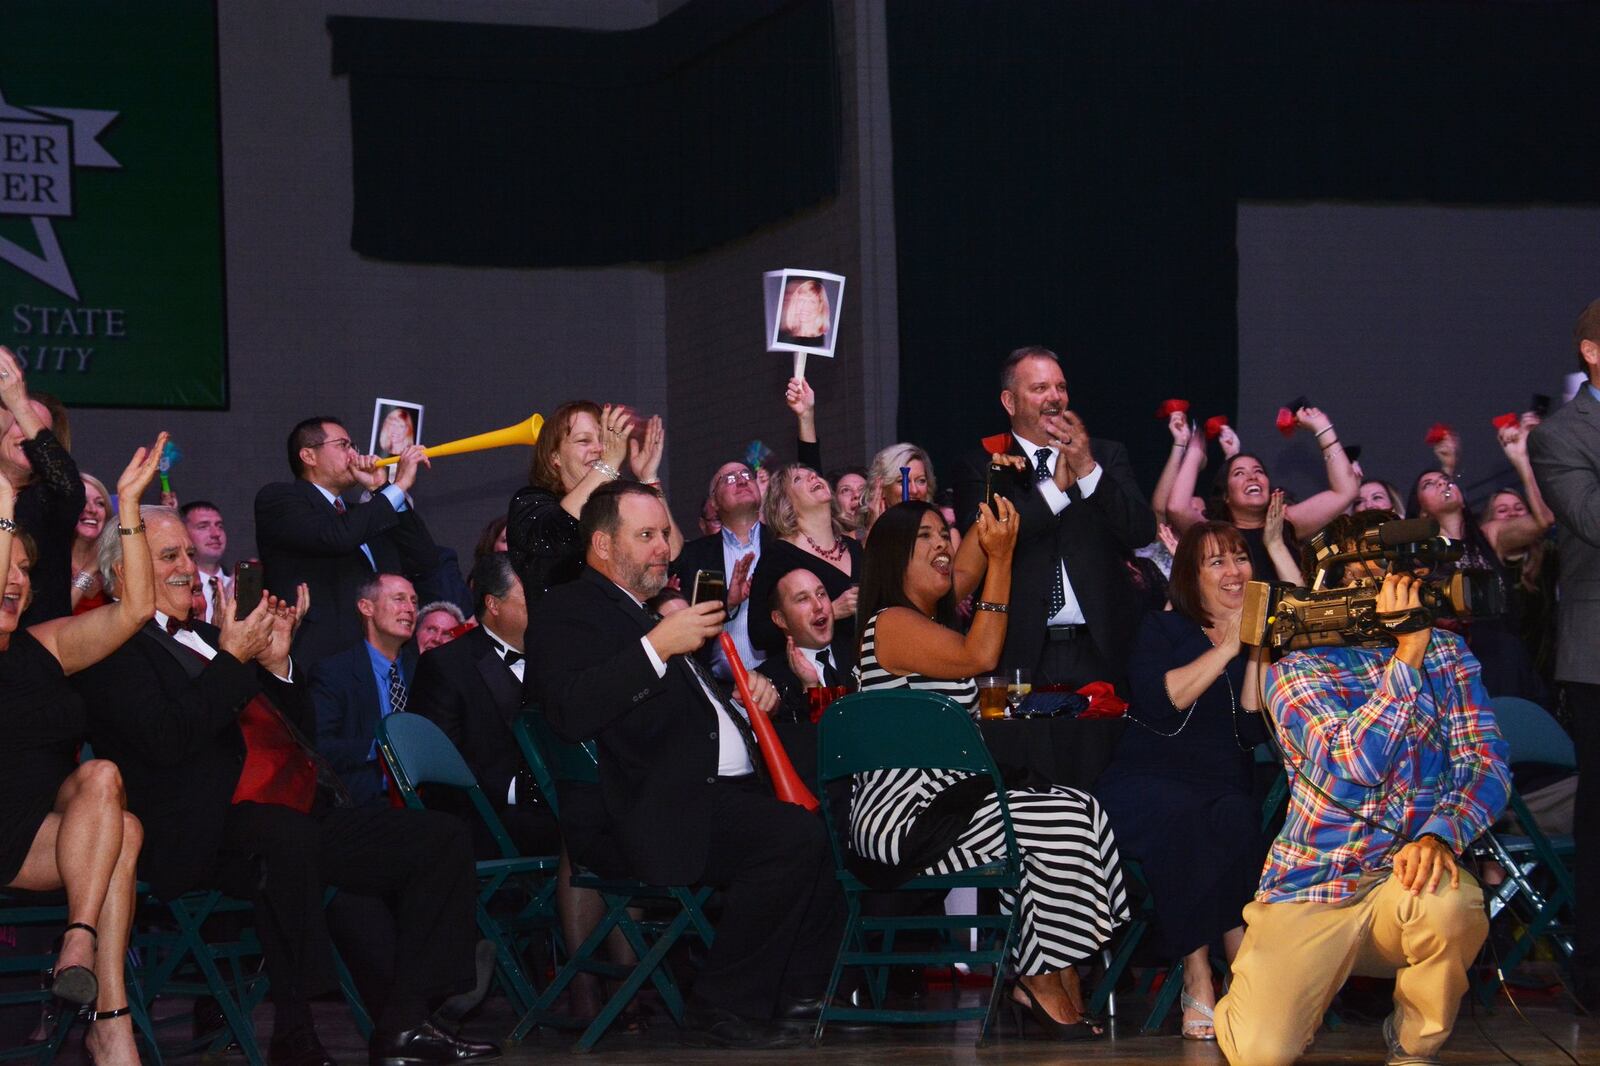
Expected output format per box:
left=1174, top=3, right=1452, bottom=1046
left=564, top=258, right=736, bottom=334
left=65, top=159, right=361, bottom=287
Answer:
left=1424, top=422, right=1456, bottom=445
left=1274, top=407, right=1297, bottom=437
left=1204, top=415, right=1229, bottom=439
left=1075, top=681, right=1127, bottom=719
left=1156, top=398, right=1190, bottom=419
left=1491, top=412, right=1519, bottom=431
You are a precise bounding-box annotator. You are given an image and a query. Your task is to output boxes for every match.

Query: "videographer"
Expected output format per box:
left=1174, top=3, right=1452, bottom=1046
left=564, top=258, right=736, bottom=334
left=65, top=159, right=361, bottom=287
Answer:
left=1214, top=518, right=1510, bottom=1066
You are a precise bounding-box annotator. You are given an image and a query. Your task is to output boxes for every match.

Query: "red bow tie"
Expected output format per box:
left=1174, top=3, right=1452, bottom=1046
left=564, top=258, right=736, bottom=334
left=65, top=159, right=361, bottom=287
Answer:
left=164, top=615, right=194, bottom=636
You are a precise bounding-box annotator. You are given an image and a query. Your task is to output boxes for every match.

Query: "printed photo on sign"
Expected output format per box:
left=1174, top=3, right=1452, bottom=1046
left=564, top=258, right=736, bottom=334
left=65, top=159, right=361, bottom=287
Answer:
left=763, top=269, right=844, bottom=359
left=370, top=398, right=423, bottom=460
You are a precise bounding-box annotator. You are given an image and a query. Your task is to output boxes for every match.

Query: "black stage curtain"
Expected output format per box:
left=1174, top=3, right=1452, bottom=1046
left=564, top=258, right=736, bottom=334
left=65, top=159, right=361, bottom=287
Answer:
left=329, top=0, right=839, bottom=267
left=888, top=1, right=1600, bottom=489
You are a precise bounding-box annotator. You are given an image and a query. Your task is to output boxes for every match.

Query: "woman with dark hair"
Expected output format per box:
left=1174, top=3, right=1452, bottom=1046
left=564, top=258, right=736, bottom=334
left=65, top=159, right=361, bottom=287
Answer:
left=472, top=515, right=507, bottom=563
left=1095, top=521, right=1269, bottom=1041
left=1408, top=433, right=1552, bottom=699
left=505, top=401, right=679, bottom=602
left=746, top=463, right=863, bottom=663
left=1355, top=478, right=1405, bottom=517
left=850, top=500, right=1129, bottom=1040
left=1167, top=405, right=1358, bottom=583
left=1, top=435, right=164, bottom=1066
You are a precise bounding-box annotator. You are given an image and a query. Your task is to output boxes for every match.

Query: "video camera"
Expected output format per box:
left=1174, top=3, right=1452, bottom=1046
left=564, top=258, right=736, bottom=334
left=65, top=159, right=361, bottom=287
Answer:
left=1240, top=512, right=1503, bottom=651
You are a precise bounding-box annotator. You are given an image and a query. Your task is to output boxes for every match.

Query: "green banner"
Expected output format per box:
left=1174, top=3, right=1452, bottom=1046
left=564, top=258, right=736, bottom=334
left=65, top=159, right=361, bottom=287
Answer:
left=0, top=1, right=226, bottom=408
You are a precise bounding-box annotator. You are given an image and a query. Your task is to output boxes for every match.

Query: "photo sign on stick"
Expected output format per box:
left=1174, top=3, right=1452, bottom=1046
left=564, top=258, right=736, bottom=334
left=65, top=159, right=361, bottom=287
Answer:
left=370, top=398, right=424, bottom=459
left=764, top=268, right=844, bottom=379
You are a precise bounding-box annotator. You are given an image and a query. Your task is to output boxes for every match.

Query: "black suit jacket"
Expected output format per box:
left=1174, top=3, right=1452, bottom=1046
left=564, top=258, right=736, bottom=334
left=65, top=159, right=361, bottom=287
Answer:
left=410, top=625, right=525, bottom=806
left=530, top=568, right=746, bottom=885
left=951, top=434, right=1155, bottom=685
left=253, top=479, right=438, bottom=665
left=756, top=644, right=854, bottom=724
left=669, top=525, right=779, bottom=601
left=311, top=640, right=417, bottom=809
left=74, top=620, right=310, bottom=899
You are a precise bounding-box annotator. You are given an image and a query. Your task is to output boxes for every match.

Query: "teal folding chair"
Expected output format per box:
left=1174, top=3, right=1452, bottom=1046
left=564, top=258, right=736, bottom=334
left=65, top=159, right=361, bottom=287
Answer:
left=376, top=712, right=560, bottom=1018
left=1470, top=696, right=1578, bottom=1006
left=0, top=891, right=161, bottom=1066
left=506, top=710, right=714, bottom=1053
left=814, top=689, right=1021, bottom=1047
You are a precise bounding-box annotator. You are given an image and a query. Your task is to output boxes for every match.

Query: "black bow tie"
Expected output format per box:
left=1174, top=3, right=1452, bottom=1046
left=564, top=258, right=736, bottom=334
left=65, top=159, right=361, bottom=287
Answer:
left=164, top=615, right=194, bottom=636
left=501, top=648, right=524, bottom=667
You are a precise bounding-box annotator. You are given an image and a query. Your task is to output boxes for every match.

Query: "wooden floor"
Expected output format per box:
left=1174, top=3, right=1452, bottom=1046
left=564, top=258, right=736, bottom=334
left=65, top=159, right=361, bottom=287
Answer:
left=48, top=983, right=1596, bottom=1065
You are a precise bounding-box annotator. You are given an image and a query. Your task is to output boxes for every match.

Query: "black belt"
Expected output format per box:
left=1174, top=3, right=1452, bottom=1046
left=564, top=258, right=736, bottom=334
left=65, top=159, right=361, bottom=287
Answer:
left=1045, top=624, right=1088, bottom=642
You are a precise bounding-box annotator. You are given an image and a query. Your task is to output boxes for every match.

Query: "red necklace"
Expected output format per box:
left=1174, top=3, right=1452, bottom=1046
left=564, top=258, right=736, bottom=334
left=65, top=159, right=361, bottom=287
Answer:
left=802, top=531, right=847, bottom=562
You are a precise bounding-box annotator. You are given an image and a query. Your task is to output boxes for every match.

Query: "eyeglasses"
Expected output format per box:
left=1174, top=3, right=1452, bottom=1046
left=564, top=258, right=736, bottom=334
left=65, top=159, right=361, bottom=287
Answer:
left=717, top=470, right=754, bottom=485
left=312, top=437, right=354, bottom=452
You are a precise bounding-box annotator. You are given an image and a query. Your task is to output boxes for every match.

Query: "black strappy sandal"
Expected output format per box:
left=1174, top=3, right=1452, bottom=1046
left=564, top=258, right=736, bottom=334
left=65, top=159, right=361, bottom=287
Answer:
left=48, top=922, right=99, bottom=1006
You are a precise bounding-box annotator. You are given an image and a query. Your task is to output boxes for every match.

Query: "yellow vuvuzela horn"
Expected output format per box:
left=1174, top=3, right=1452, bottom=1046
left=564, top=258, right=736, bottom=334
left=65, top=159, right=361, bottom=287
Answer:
left=373, top=413, right=544, bottom=467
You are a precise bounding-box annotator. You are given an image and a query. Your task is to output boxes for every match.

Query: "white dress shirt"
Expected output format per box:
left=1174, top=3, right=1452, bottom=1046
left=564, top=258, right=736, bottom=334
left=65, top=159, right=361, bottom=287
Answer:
left=154, top=610, right=292, bottom=682
left=1013, top=431, right=1103, bottom=627
left=482, top=624, right=528, bottom=803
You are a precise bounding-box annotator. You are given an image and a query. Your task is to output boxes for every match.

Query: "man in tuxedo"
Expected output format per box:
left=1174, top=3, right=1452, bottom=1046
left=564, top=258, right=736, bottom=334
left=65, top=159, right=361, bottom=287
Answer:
left=756, top=567, right=852, bottom=723
left=254, top=415, right=437, bottom=666
left=312, top=573, right=419, bottom=808
left=951, top=346, right=1155, bottom=691
left=76, top=507, right=494, bottom=1066
left=1529, top=297, right=1600, bottom=1007
left=531, top=481, right=842, bottom=1049
left=182, top=499, right=232, bottom=625
left=669, top=461, right=774, bottom=674
left=411, top=552, right=557, bottom=857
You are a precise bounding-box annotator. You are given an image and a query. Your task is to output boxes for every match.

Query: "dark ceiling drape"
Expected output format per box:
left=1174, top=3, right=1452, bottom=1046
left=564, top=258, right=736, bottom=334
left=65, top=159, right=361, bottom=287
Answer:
left=330, top=0, right=839, bottom=267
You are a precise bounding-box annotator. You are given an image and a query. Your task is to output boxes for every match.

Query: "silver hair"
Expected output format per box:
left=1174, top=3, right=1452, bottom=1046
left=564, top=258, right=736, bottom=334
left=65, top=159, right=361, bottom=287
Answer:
left=97, top=505, right=182, bottom=594
left=417, top=600, right=466, bottom=626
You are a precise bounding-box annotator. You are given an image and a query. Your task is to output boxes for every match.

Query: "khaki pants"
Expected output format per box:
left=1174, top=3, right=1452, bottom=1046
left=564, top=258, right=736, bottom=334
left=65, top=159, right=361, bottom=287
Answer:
left=1215, top=871, right=1487, bottom=1066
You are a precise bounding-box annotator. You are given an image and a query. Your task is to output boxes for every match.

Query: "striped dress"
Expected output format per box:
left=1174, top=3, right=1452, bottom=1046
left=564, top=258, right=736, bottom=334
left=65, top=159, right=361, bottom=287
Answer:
left=848, top=610, right=1130, bottom=974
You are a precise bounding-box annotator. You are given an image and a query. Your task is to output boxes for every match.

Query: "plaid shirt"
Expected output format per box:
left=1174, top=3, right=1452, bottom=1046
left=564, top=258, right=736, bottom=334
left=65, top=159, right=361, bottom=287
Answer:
left=1258, top=630, right=1510, bottom=904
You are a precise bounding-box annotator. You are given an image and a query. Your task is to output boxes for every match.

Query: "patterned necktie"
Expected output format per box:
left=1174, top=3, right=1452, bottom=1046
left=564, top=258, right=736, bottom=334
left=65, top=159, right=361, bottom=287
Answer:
left=815, top=648, right=838, bottom=688
left=387, top=660, right=408, bottom=715
left=1035, top=448, right=1067, bottom=618
left=333, top=497, right=347, bottom=515
left=208, top=576, right=220, bottom=624
left=681, top=652, right=766, bottom=782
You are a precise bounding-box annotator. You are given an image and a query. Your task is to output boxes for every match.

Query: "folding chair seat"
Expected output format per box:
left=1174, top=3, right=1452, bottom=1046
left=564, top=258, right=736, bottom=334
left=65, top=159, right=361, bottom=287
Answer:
left=377, top=712, right=560, bottom=1018
left=1470, top=696, right=1578, bottom=1006
left=0, top=889, right=161, bottom=1066
left=813, top=690, right=1022, bottom=1047
left=505, top=710, right=714, bottom=1053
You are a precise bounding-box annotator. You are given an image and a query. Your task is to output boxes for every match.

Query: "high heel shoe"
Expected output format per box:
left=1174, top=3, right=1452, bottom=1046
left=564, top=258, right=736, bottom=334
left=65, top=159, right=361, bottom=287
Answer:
left=1007, top=979, right=1103, bottom=1042
left=47, top=923, right=98, bottom=1006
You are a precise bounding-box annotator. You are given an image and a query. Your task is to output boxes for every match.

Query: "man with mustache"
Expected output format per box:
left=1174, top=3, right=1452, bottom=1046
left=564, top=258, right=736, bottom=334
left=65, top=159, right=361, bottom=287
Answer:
left=311, top=573, right=421, bottom=808
left=75, top=508, right=492, bottom=1066
left=531, top=481, right=842, bottom=1049
left=951, top=345, right=1155, bottom=692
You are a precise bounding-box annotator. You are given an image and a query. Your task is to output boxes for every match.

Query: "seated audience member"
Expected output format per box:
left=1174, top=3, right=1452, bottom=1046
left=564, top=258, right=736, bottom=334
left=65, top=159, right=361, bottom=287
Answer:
left=862, top=442, right=934, bottom=534
left=1356, top=478, right=1406, bottom=517
left=1214, top=517, right=1509, bottom=1066
left=1095, top=521, right=1269, bottom=1041
left=2, top=437, right=161, bottom=1066
left=412, top=554, right=555, bottom=855
left=852, top=500, right=1128, bottom=1040
left=950, top=348, right=1154, bottom=692
left=507, top=400, right=677, bottom=605
left=1168, top=403, right=1359, bottom=582
left=1414, top=464, right=1548, bottom=697
left=79, top=507, right=493, bottom=1066
left=312, top=574, right=420, bottom=807
left=70, top=473, right=112, bottom=613
left=756, top=568, right=853, bottom=723
left=254, top=415, right=437, bottom=666
left=827, top=466, right=868, bottom=539
left=473, top=515, right=507, bottom=563
left=0, top=346, right=86, bottom=625
left=415, top=601, right=467, bottom=654
left=181, top=499, right=231, bottom=624
left=531, top=482, right=841, bottom=1049
left=670, top=460, right=772, bottom=673
left=747, top=464, right=862, bottom=666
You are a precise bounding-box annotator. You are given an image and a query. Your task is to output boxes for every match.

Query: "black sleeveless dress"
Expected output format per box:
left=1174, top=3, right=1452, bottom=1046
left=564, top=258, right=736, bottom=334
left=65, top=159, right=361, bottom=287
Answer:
left=0, top=629, right=86, bottom=884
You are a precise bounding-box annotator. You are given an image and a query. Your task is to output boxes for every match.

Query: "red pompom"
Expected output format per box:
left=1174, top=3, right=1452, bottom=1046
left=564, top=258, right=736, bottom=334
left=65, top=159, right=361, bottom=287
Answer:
left=1424, top=422, right=1455, bottom=445
left=1490, top=412, right=1519, bottom=431
left=1275, top=408, right=1296, bottom=437
left=1156, top=398, right=1190, bottom=419
left=1204, top=415, right=1229, bottom=440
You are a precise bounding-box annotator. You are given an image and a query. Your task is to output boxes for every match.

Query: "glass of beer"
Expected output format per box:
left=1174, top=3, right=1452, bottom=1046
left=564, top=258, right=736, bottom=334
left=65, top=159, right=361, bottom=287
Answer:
left=1006, top=668, right=1033, bottom=716
left=976, top=675, right=1008, bottom=720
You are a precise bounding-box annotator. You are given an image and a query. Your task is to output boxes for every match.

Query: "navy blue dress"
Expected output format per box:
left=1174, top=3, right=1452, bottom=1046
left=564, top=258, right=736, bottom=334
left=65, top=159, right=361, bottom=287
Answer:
left=0, top=630, right=85, bottom=884
left=1094, top=611, right=1268, bottom=956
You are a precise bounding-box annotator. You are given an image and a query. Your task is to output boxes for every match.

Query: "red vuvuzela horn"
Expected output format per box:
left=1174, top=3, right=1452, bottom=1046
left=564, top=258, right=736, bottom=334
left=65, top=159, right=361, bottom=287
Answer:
left=719, top=632, right=819, bottom=811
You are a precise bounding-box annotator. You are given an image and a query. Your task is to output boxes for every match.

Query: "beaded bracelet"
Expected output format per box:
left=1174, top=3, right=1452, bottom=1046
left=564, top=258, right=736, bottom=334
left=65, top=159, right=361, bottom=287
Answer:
left=591, top=461, right=621, bottom=482
left=0, top=516, right=17, bottom=535
left=974, top=600, right=1009, bottom=614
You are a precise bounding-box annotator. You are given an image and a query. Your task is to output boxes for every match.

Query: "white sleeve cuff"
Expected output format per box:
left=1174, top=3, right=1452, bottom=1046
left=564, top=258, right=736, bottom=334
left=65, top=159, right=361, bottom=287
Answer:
left=1076, top=463, right=1104, bottom=497
left=640, top=635, right=669, bottom=678
left=379, top=483, right=408, bottom=512
left=1036, top=478, right=1071, bottom=515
